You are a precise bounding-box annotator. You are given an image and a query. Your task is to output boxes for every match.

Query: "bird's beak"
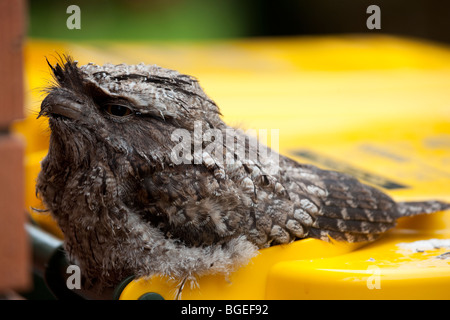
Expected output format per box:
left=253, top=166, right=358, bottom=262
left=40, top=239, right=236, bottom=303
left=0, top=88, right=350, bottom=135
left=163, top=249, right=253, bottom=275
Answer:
left=38, top=93, right=83, bottom=121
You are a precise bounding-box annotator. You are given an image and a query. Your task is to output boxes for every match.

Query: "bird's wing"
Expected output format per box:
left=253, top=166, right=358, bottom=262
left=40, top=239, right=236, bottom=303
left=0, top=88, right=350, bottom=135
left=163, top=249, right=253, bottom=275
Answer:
left=282, top=162, right=398, bottom=242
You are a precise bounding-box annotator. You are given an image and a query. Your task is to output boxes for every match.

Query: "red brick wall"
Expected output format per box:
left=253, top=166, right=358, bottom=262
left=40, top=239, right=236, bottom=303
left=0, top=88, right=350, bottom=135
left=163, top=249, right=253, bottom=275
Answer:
left=0, top=0, right=29, bottom=293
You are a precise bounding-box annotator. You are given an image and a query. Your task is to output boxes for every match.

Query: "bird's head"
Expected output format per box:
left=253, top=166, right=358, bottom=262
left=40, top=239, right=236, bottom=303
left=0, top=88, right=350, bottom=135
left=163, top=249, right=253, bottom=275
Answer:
left=39, top=55, right=223, bottom=170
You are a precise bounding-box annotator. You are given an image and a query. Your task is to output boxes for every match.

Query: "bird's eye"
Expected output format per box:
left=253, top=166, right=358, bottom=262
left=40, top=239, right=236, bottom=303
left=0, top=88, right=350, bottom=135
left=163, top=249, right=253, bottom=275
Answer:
left=104, top=104, right=132, bottom=117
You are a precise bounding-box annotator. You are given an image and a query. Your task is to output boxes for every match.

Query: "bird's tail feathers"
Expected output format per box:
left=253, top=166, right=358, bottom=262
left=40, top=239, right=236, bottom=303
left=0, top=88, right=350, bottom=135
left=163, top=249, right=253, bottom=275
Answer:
left=396, top=200, right=450, bottom=217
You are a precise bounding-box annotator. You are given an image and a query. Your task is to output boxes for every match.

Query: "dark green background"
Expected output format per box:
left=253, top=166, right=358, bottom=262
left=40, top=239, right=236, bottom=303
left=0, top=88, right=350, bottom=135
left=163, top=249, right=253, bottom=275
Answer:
left=28, top=0, right=450, bottom=43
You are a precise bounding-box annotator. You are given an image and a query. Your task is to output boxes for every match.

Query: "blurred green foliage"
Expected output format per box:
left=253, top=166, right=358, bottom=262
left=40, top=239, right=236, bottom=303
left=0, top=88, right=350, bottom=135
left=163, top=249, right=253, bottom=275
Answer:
left=28, top=0, right=254, bottom=41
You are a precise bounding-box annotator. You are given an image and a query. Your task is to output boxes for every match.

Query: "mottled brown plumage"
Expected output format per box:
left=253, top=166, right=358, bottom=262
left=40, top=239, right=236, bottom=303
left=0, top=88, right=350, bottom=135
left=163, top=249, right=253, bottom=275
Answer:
left=36, top=56, right=449, bottom=293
